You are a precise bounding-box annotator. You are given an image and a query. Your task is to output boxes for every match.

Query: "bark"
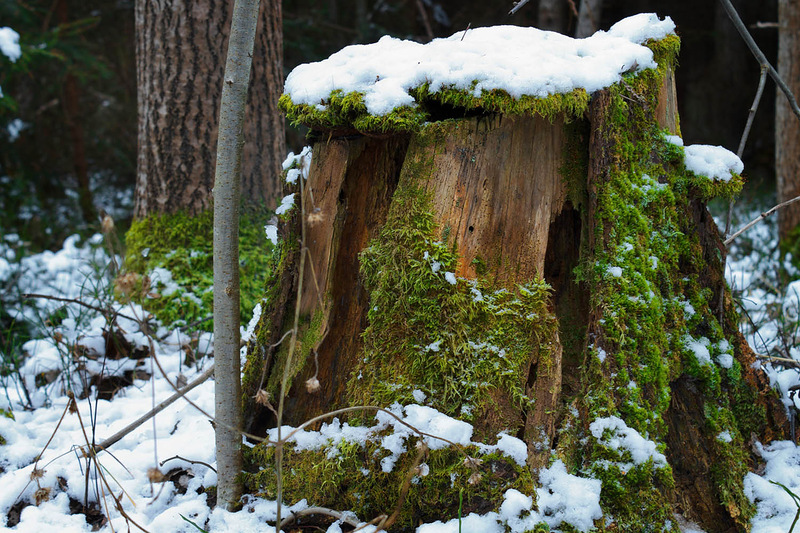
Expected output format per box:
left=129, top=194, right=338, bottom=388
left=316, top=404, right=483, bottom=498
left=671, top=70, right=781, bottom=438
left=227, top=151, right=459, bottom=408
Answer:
left=213, top=0, right=261, bottom=510
left=134, top=0, right=284, bottom=218
left=777, top=0, right=800, bottom=241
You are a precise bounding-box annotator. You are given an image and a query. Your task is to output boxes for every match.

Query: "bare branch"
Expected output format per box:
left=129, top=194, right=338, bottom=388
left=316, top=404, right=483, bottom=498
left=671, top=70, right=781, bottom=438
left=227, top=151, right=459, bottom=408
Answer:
left=508, top=0, right=532, bottom=16
left=718, top=0, right=800, bottom=121
left=279, top=506, right=361, bottom=529
left=91, top=365, right=215, bottom=452
left=725, top=193, right=800, bottom=246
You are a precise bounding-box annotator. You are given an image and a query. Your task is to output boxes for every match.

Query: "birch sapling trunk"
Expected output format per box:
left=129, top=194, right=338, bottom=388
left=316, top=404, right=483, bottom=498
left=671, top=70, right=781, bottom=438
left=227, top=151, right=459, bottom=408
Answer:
left=213, top=0, right=261, bottom=510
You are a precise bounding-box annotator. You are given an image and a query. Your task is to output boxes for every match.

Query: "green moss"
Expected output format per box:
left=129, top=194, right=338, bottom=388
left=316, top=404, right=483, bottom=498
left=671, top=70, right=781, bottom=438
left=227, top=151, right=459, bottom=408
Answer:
left=281, top=83, right=589, bottom=136
left=243, top=432, right=540, bottom=531
left=568, top=34, right=758, bottom=527
left=347, top=124, right=557, bottom=428
left=123, top=207, right=275, bottom=329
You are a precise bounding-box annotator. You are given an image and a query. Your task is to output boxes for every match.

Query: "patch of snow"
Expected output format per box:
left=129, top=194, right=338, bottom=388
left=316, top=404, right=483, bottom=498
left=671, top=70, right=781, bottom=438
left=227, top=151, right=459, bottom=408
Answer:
left=444, top=271, right=457, bottom=285
left=590, top=415, right=667, bottom=467
left=0, top=27, right=21, bottom=62
left=276, top=193, right=295, bottom=215
left=285, top=14, right=675, bottom=117
left=684, top=144, right=744, bottom=182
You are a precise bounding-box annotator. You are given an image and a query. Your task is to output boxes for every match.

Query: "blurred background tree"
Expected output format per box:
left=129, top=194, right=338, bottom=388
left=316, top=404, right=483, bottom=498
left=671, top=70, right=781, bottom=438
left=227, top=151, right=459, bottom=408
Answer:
left=0, top=0, right=784, bottom=251
left=0, top=0, right=136, bottom=248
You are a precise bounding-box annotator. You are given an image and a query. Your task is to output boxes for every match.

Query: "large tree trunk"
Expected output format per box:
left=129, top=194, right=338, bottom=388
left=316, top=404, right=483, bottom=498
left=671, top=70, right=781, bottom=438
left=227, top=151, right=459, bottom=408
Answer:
left=241, top=39, right=788, bottom=532
left=777, top=0, right=800, bottom=242
left=133, top=0, right=284, bottom=217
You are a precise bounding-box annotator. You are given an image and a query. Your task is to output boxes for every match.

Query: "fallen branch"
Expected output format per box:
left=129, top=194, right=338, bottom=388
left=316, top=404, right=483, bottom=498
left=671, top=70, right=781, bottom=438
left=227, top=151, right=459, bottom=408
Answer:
left=278, top=506, right=362, bottom=529
left=91, top=365, right=215, bottom=452
left=724, top=193, right=800, bottom=246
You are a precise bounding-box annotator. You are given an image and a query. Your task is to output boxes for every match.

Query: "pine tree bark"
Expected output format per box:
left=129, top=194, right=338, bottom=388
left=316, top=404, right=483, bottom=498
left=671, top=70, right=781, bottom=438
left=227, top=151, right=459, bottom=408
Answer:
left=134, top=0, right=284, bottom=218
left=777, top=0, right=800, bottom=241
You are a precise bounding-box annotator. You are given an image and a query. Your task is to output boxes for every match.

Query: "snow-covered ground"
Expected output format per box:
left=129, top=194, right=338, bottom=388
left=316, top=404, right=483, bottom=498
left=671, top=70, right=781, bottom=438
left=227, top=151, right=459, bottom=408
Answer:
left=1, top=200, right=800, bottom=533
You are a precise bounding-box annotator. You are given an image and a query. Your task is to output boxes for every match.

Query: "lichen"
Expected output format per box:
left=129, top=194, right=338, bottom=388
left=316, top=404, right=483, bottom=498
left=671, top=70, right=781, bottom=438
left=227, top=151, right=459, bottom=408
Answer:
left=123, top=207, right=274, bottom=329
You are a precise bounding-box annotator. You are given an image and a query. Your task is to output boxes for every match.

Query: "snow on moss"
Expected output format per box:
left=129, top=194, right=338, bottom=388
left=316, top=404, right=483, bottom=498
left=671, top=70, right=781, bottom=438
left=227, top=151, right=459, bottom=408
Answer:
left=590, top=415, right=667, bottom=467
left=284, top=14, right=675, bottom=117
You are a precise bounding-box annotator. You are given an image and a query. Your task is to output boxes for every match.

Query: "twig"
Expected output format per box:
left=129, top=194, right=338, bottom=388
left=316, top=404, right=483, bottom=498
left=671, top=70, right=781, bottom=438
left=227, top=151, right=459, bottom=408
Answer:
left=375, top=442, right=428, bottom=532
left=160, top=455, right=216, bottom=473
left=280, top=405, right=467, bottom=451
left=508, top=0, right=531, bottom=16
left=21, top=293, right=139, bottom=323
left=90, top=365, right=215, bottom=452
left=719, top=66, right=769, bottom=320
left=725, top=193, right=800, bottom=246
left=718, top=0, right=800, bottom=121
left=71, top=392, right=150, bottom=533
left=756, top=354, right=800, bottom=369
left=276, top=146, right=310, bottom=531
left=279, top=506, right=362, bottom=529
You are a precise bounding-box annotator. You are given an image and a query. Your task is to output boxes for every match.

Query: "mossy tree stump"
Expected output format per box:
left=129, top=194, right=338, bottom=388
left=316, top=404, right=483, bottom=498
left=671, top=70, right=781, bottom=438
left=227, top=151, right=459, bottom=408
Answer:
left=241, top=34, right=788, bottom=532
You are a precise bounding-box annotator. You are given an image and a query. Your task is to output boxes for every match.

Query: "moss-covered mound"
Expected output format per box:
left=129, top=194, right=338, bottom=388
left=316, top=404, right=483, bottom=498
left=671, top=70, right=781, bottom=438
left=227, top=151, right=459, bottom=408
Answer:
left=123, top=207, right=274, bottom=329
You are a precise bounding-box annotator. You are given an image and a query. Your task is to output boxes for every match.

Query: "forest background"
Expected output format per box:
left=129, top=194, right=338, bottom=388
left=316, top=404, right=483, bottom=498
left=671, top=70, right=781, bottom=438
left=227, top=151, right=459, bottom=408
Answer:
left=0, top=0, right=785, bottom=255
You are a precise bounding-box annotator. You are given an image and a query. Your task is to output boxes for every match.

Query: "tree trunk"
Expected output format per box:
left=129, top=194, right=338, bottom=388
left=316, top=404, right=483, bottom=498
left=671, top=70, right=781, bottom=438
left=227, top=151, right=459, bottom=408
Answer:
left=777, top=0, right=800, bottom=242
left=241, top=40, right=788, bottom=532
left=133, top=0, right=284, bottom=218
left=57, top=0, right=96, bottom=225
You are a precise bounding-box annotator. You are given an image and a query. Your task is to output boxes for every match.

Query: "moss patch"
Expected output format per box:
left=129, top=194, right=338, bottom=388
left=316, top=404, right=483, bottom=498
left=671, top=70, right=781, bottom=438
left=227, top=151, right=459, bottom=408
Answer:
left=123, top=207, right=274, bottom=329
left=348, top=125, right=557, bottom=432
left=563, top=36, right=756, bottom=530
left=243, top=430, right=540, bottom=531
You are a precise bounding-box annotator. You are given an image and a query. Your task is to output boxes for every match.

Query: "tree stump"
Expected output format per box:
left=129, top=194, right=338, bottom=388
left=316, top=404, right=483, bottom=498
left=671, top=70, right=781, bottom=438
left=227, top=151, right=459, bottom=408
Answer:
left=241, top=23, right=788, bottom=532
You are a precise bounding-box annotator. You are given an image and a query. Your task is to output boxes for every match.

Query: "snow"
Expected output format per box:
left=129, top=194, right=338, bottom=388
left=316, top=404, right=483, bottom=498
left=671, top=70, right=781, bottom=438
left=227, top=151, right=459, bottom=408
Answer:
left=275, top=193, right=295, bottom=215
left=589, top=415, right=667, bottom=467
left=665, top=134, right=744, bottom=182
left=683, top=144, right=744, bottom=182
left=0, top=27, right=21, bottom=62
left=285, top=14, right=674, bottom=116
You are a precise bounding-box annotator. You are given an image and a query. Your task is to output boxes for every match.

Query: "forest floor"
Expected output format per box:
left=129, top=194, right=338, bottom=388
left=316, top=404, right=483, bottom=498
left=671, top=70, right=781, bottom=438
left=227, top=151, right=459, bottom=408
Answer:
left=1, top=196, right=800, bottom=532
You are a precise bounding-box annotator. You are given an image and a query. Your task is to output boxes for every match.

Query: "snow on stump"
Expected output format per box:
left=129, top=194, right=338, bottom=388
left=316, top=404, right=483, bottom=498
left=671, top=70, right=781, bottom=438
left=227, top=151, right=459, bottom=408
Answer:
left=241, top=14, right=787, bottom=532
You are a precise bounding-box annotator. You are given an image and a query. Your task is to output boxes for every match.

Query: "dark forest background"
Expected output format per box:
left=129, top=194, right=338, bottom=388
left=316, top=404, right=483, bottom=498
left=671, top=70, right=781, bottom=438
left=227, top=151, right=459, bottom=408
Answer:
left=0, top=0, right=779, bottom=249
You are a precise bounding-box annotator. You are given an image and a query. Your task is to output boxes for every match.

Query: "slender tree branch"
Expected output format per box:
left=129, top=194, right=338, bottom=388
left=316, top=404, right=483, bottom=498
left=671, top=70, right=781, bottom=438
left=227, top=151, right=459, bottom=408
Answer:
left=279, top=506, right=362, bottom=529
left=90, top=365, right=215, bottom=452
left=725, top=193, right=800, bottom=246
left=718, top=0, right=800, bottom=121
left=508, top=0, right=531, bottom=16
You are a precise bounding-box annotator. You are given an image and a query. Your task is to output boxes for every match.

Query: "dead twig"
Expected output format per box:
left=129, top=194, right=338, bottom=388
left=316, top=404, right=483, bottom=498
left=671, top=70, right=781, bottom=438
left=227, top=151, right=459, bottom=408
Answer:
left=159, top=455, right=216, bottom=473
left=89, top=365, right=215, bottom=453
left=718, top=0, right=800, bottom=121
left=279, top=506, right=362, bottom=529
left=725, top=193, right=800, bottom=246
